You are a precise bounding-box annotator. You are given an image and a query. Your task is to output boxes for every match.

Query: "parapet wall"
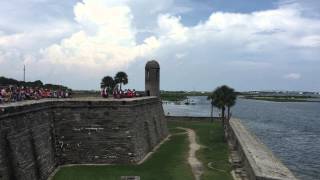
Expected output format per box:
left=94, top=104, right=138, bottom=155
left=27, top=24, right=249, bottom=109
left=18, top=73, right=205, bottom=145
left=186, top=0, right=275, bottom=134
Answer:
left=0, top=97, right=168, bottom=180
left=228, top=118, right=297, bottom=180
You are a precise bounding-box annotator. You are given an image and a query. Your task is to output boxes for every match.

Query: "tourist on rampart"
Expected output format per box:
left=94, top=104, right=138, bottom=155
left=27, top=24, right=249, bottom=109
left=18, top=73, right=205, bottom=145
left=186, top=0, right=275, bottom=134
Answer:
left=101, top=72, right=137, bottom=99
left=112, top=87, right=137, bottom=99
left=0, top=86, right=71, bottom=104
left=101, top=87, right=108, bottom=98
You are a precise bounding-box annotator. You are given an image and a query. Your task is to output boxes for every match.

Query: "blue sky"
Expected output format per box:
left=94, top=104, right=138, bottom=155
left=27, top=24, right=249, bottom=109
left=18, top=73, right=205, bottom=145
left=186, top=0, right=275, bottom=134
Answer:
left=0, top=0, right=320, bottom=91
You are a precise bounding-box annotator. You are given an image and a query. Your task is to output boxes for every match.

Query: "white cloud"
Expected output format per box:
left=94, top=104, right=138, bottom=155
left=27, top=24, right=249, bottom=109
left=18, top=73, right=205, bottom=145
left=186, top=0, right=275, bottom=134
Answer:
left=284, top=73, right=301, bottom=80
left=175, top=53, right=186, bottom=59
left=0, top=0, right=320, bottom=90
left=40, top=2, right=320, bottom=89
left=0, top=20, right=77, bottom=51
left=42, top=0, right=159, bottom=70
left=227, top=60, right=272, bottom=69
left=157, top=14, right=188, bottom=43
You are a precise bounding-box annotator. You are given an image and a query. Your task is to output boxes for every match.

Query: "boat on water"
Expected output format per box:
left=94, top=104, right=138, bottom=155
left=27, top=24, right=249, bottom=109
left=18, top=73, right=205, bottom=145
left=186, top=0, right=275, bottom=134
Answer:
left=184, top=99, right=196, bottom=105
left=184, top=98, right=190, bottom=105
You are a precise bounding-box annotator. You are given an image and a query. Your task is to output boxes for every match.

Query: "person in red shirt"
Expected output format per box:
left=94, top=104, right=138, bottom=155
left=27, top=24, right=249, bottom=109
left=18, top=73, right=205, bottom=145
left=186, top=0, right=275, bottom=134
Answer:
left=101, top=87, right=108, bottom=98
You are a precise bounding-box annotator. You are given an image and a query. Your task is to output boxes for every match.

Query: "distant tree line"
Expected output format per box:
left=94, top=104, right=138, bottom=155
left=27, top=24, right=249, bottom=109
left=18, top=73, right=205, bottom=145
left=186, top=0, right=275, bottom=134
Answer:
left=0, top=76, right=70, bottom=90
left=160, top=91, right=213, bottom=101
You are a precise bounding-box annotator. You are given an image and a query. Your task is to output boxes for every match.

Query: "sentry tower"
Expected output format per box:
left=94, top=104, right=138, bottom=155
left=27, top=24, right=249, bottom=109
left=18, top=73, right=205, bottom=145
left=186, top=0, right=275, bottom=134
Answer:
left=145, top=60, right=160, bottom=97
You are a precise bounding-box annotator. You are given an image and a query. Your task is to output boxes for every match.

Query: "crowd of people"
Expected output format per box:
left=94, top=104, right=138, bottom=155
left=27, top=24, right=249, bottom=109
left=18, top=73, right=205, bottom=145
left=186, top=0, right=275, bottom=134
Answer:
left=113, top=89, right=137, bottom=98
left=0, top=86, right=71, bottom=104
left=101, top=86, right=138, bottom=98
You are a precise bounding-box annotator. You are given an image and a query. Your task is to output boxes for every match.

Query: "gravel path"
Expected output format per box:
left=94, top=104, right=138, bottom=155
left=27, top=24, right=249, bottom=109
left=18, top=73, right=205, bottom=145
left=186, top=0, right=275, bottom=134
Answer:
left=177, top=127, right=203, bottom=180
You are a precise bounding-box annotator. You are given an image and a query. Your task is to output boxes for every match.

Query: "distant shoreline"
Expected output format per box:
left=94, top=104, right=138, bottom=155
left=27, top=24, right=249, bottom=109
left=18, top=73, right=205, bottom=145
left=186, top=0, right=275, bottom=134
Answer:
left=240, top=95, right=320, bottom=102
left=160, top=92, right=209, bottom=101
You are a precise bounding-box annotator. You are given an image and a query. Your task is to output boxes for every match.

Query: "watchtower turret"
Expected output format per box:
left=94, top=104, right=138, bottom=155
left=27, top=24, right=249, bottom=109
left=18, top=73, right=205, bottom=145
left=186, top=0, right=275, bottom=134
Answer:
left=145, top=60, right=160, bottom=97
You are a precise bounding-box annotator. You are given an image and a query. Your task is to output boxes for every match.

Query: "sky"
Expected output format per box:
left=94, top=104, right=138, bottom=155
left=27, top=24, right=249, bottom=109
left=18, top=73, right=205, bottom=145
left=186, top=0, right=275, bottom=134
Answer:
left=0, top=0, right=320, bottom=91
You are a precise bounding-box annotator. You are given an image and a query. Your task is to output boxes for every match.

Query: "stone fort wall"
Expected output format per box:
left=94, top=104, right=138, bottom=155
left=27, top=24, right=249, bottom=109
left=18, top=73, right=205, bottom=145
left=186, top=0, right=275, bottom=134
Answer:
left=228, top=119, right=297, bottom=180
left=0, top=97, right=168, bottom=180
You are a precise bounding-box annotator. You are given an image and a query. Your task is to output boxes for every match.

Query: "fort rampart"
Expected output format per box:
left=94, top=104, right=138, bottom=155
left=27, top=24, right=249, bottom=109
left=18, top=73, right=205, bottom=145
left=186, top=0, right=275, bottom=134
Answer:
left=0, top=97, right=168, bottom=180
left=228, top=118, right=297, bottom=180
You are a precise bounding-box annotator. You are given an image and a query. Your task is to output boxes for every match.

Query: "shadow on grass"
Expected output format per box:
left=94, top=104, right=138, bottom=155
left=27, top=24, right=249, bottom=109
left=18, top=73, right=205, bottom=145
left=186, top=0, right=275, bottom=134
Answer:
left=54, top=121, right=232, bottom=180
left=53, top=133, right=193, bottom=180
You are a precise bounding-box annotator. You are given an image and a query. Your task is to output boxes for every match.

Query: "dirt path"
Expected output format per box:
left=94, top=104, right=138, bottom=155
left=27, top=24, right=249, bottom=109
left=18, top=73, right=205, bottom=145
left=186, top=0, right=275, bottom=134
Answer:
left=177, top=127, right=203, bottom=180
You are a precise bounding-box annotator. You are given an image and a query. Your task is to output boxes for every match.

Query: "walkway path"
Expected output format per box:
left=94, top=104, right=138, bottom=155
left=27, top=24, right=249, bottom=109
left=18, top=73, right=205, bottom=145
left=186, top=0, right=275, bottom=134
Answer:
left=177, top=127, right=203, bottom=180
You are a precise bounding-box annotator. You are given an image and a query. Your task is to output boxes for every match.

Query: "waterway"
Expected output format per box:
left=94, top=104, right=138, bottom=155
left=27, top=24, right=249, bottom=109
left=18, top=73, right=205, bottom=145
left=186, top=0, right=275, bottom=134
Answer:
left=163, top=96, right=320, bottom=180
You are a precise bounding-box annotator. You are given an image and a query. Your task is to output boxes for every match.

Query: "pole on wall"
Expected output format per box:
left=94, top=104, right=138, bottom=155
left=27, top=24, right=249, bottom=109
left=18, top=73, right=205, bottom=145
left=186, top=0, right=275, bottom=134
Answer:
left=23, top=64, right=26, bottom=82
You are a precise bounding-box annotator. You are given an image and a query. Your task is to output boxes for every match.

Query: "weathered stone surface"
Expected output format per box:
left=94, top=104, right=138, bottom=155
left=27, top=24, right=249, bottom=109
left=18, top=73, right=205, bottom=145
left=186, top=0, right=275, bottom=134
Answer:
left=228, top=118, right=298, bottom=180
left=145, top=60, right=160, bottom=97
left=0, top=97, right=168, bottom=180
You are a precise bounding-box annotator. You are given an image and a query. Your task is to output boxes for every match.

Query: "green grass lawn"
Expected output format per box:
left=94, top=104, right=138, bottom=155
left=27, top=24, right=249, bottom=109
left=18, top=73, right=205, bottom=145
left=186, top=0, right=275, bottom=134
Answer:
left=169, top=121, right=233, bottom=180
left=53, top=131, right=193, bottom=180
left=53, top=121, right=231, bottom=180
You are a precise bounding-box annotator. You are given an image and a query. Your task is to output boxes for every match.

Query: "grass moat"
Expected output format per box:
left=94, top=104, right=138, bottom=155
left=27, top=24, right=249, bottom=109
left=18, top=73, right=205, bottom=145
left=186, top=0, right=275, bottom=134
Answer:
left=53, top=121, right=232, bottom=180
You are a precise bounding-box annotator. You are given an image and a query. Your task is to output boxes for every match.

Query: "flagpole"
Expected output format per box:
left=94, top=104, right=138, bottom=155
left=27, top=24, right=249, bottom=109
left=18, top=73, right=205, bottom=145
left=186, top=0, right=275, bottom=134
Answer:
left=23, top=64, right=26, bottom=82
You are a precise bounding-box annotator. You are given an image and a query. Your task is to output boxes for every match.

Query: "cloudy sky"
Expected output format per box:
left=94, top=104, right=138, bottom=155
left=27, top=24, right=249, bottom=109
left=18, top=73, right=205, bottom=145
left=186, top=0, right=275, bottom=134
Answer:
left=0, top=0, right=320, bottom=91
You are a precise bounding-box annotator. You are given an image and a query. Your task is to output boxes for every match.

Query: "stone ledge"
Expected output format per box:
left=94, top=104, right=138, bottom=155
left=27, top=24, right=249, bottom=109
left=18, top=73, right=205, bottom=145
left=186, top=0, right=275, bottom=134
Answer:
left=229, top=118, right=298, bottom=180
left=0, top=97, right=159, bottom=119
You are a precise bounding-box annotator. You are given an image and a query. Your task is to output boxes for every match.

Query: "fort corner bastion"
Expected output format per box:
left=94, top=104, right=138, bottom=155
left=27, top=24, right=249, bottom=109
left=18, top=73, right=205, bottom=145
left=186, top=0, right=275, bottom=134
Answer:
left=0, top=61, right=168, bottom=180
left=0, top=97, right=168, bottom=180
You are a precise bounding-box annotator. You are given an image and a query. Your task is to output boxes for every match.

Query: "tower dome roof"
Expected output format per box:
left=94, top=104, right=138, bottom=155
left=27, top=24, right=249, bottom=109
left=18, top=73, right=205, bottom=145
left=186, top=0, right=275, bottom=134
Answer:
left=145, top=60, right=160, bottom=69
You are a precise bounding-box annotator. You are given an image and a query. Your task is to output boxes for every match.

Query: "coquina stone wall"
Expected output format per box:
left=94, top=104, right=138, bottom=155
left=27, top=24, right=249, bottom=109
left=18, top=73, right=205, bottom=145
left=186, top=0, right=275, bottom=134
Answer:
left=227, top=118, right=297, bottom=180
left=0, top=97, right=168, bottom=180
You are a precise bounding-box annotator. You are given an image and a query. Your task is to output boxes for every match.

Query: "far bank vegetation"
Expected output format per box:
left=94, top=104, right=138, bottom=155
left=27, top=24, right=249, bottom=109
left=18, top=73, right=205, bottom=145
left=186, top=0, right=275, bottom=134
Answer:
left=161, top=91, right=211, bottom=101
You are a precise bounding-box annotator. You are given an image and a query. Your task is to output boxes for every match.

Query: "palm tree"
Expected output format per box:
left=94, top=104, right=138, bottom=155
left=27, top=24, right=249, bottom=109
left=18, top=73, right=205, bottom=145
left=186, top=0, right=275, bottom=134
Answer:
left=208, top=91, right=223, bottom=123
left=114, top=71, right=128, bottom=90
left=207, top=95, right=214, bottom=123
left=100, top=76, right=115, bottom=93
left=208, top=87, right=224, bottom=125
left=224, top=86, right=237, bottom=120
left=208, top=85, right=237, bottom=127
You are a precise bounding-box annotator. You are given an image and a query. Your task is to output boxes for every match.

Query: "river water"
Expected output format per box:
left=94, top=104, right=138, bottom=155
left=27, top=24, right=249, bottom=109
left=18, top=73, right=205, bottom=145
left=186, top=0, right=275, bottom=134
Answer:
left=163, top=96, right=320, bottom=180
